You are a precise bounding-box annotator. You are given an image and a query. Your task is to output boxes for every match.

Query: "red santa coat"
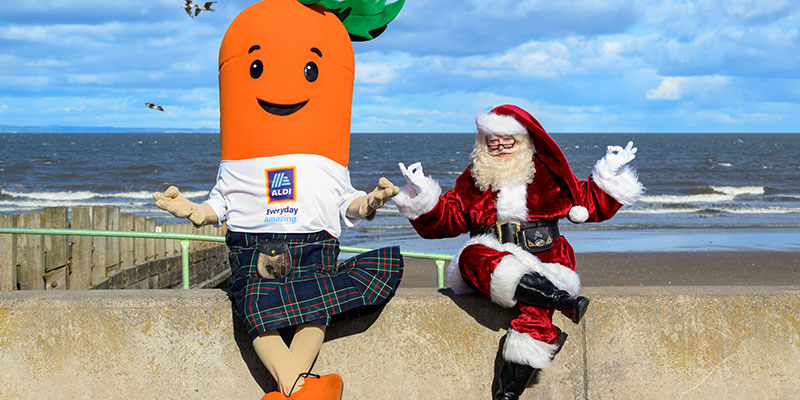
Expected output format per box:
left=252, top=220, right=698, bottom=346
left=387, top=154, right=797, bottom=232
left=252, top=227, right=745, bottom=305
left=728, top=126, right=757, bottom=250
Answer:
left=411, top=153, right=623, bottom=293
left=403, top=157, right=621, bottom=368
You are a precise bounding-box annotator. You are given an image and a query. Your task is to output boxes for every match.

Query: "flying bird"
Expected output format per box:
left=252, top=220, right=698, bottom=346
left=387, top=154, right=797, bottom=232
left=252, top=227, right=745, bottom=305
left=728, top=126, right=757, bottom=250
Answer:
left=194, top=1, right=216, bottom=16
left=183, top=0, right=195, bottom=18
left=145, top=103, right=165, bottom=112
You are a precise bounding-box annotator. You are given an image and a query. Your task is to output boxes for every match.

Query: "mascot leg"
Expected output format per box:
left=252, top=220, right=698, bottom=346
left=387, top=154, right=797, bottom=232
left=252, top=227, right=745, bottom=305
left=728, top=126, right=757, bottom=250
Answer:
left=514, top=272, right=590, bottom=324
left=289, top=324, right=326, bottom=372
left=493, top=327, right=568, bottom=400
left=253, top=330, right=303, bottom=397
left=288, top=324, right=343, bottom=400
left=254, top=325, right=342, bottom=399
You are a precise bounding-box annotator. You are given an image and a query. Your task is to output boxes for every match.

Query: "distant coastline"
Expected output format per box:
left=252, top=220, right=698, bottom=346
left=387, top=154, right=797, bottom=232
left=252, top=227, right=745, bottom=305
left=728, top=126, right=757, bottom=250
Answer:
left=0, top=125, right=218, bottom=134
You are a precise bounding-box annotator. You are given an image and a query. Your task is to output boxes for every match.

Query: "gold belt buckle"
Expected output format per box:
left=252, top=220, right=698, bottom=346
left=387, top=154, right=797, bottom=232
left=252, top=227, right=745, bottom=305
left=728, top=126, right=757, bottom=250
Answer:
left=494, top=221, right=521, bottom=244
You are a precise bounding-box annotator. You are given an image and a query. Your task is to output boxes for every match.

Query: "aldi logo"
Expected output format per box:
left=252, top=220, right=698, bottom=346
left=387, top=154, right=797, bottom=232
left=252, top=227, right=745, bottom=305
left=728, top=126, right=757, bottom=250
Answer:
left=265, top=167, right=296, bottom=204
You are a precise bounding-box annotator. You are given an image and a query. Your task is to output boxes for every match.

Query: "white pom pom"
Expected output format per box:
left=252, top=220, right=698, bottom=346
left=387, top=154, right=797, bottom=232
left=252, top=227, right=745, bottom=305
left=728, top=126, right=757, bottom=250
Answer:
left=568, top=206, right=588, bottom=223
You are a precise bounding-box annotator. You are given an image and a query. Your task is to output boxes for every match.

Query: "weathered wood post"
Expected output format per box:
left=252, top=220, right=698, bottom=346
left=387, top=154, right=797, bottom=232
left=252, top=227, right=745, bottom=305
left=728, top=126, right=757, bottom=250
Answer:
left=70, top=207, right=93, bottom=289
left=106, top=207, right=122, bottom=274
left=42, top=207, right=69, bottom=290
left=120, top=213, right=135, bottom=269
left=0, top=213, right=17, bottom=290
left=167, top=223, right=180, bottom=257
left=155, top=223, right=167, bottom=259
left=16, top=213, right=44, bottom=290
left=90, top=206, right=109, bottom=285
left=133, top=216, right=147, bottom=265
left=145, top=218, right=156, bottom=260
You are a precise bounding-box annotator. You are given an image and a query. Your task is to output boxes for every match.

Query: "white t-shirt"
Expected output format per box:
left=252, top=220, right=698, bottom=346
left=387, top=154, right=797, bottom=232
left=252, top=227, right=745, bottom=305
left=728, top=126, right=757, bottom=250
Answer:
left=205, top=154, right=365, bottom=237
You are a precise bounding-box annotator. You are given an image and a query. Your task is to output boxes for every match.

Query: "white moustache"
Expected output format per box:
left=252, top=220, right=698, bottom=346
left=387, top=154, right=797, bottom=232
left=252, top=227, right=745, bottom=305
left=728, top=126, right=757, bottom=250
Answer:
left=488, top=147, right=517, bottom=156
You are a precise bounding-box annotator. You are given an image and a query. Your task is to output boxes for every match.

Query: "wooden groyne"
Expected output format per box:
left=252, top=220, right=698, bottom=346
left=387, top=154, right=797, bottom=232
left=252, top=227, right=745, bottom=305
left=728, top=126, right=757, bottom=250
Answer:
left=0, top=207, right=228, bottom=291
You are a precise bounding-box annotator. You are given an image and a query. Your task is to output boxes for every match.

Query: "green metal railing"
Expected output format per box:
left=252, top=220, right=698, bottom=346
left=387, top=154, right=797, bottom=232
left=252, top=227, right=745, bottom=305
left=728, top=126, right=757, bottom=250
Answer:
left=0, top=227, right=453, bottom=289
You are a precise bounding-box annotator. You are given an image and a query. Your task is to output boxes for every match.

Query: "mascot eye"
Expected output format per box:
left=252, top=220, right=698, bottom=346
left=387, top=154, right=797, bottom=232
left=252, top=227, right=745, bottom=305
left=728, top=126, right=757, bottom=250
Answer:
left=304, top=61, right=318, bottom=82
left=250, top=60, right=263, bottom=79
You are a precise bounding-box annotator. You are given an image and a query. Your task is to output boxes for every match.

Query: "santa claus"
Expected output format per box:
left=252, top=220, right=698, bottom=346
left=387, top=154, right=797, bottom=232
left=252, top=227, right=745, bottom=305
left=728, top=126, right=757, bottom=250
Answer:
left=392, top=104, right=643, bottom=399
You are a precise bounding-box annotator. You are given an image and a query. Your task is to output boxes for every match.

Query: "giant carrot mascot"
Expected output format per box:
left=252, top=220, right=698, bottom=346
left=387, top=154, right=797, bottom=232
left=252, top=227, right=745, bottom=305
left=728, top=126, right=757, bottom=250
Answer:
left=153, top=1, right=404, bottom=398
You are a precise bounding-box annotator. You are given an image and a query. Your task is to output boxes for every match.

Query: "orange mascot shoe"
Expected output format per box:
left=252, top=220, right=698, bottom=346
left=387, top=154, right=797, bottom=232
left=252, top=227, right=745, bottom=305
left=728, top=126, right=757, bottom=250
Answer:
left=289, top=373, right=343, bottom=400
left=260, top=390, right=287, bottom=400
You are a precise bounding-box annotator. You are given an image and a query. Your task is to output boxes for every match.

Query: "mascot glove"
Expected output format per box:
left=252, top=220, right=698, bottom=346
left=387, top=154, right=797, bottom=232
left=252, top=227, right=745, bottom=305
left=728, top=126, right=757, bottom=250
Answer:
left=599, top=141, right=637, bottom=175
left=153, top=186, right=207, bottom=227
left=359, top=177, right=399, bottom=220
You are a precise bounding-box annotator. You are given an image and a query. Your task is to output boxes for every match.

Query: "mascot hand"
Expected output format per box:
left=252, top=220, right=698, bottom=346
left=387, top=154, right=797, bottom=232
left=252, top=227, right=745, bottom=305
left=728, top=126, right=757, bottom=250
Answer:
left=359, top=177, right=399, bottom=220
left=153, top=186, right=207, bottom=227
left=398, top=162, right=427, bottom=196
left=600, top=141, right=637, bottom=174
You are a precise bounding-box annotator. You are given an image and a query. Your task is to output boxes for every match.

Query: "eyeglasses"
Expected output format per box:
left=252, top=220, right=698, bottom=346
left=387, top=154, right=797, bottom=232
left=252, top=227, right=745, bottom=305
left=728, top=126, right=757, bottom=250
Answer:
left=486, top=137, right=516, bottom=151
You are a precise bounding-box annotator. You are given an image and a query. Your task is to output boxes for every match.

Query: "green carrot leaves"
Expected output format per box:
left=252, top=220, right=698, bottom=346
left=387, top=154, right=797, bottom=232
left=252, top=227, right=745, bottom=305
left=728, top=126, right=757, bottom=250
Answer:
left=299, top=0, right=405, bottom=41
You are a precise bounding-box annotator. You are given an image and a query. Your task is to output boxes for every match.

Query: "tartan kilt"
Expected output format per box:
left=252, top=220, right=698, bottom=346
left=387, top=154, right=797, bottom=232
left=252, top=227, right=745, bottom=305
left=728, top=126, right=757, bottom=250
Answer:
left=226, top=230, right=403, bottom=339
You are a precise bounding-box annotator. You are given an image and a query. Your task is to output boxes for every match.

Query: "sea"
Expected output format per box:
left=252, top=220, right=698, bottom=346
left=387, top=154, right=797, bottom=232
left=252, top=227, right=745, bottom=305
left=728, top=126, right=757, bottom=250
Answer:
left=2, top=132, right=800, bottom=254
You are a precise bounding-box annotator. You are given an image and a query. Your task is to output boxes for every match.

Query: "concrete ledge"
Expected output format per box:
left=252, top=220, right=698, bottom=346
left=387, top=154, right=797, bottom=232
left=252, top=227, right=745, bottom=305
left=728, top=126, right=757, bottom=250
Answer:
left=1, top=287, right=799, bottom=399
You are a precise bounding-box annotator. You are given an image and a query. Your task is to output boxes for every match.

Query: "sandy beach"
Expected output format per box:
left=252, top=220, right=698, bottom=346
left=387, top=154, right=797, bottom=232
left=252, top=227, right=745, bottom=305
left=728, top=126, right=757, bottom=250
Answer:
left=398, top=251, right=800, bottom=288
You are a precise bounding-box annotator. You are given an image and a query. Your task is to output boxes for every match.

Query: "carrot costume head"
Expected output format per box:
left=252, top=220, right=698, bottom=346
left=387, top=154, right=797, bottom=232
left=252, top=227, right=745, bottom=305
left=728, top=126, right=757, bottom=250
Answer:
left=218, top=0, right=404, bottom=166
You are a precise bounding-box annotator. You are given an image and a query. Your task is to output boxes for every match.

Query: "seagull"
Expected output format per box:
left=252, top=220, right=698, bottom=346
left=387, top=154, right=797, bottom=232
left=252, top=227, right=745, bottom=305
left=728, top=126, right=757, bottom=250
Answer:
left=145, top=103, right=165, bottom=112
left=194, top=1, right=216, bottom=16
left=183, top=0, right=195, bottom=18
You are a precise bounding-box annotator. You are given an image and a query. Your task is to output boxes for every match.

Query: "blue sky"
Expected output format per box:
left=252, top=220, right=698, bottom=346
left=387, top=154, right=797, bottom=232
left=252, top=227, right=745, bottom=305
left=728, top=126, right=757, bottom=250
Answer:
left=1, top=0, right=798, bottom=133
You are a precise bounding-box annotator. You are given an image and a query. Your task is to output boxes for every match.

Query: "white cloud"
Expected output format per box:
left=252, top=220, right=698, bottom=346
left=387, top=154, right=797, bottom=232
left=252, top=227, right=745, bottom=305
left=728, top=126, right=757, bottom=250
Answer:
left=718, top=0, right=792, bottom=19
left=454, top=40, right=574, bottom=79
left=25, top=58, right=69, bottom=68
left=67, top=73, right=113, bottom=85
left=178, top=88, right=217, bottom=104
left=355, top=63, right=398, bottom=84
left=646, top=75, right=729, bottom=100
left=646, top=77, right=683, bottom=100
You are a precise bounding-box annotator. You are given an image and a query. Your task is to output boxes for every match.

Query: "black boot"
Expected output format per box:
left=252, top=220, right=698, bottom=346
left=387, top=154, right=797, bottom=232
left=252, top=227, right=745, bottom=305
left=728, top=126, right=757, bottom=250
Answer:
left=551, top=326, right=568, bottom=358
left=515, top=272, right=590, bottom=324
left=527, top=327, right=569, bottom=387
left=493, top=360, right=538, bottom=400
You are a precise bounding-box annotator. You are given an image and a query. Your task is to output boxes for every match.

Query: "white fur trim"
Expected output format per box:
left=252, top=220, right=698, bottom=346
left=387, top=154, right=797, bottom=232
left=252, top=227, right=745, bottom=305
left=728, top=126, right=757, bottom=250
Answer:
left=495, top=183, right=529, bottom=223
left=392, top=175, right=442, bottom=220
left=591, top=161, right=644, bottom=206
left=476, top=112, right=527, bottom=137
left=503, top=328, right=560, bottom=369
left=452, top=234, right=580, bottom=305
left=568, top=206, right=588, bottom=223
left=446, top=243, right=475, bottom=294
left=490, top=255, right=536, bottom=308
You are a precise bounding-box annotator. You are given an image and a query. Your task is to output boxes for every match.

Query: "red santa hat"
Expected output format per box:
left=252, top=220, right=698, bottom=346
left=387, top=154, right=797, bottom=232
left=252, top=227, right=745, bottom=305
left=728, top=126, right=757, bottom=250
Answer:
left=475, top=104, right=589, bottom=223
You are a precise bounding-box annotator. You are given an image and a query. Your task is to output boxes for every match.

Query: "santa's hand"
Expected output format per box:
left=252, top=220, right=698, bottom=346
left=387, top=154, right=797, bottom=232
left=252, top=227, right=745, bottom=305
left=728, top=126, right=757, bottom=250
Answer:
left=601, top=141, right=637, bottom=174
left=357, top=177, right=399, bottom=220
left=153, top=186, right=207, bottom=226
left=398, top=162, right=427, bottom=196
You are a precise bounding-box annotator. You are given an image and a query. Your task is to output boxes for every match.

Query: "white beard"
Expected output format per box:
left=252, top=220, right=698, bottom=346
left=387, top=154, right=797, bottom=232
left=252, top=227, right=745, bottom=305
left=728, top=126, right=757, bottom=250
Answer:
left=470, top=134, right=535, bottom=192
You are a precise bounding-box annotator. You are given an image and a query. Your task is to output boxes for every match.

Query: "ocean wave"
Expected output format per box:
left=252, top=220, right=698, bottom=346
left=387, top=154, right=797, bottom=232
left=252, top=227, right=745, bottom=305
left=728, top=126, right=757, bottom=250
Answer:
left=618, top=208, right=704, bottom=214
left=0, top=189, right=209, bottom=201
left=709, top=186, right=765, bottom=196
left=350, top=224, right=414, bottom=231
left=641, top=185, right=765, bottom=204
left=620, top=206, right=800, bottom=214
left=0, top=199, right=155, bottom=211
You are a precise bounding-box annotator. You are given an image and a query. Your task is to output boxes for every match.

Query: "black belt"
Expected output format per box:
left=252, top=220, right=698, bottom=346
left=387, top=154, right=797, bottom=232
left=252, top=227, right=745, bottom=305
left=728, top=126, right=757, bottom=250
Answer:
left=475, top=220, right=560, bottom=253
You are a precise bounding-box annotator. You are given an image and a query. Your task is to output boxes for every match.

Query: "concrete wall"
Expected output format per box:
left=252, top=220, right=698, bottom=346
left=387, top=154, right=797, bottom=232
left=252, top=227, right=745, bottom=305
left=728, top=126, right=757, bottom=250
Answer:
left=0, top=287, right=798, bottom=400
